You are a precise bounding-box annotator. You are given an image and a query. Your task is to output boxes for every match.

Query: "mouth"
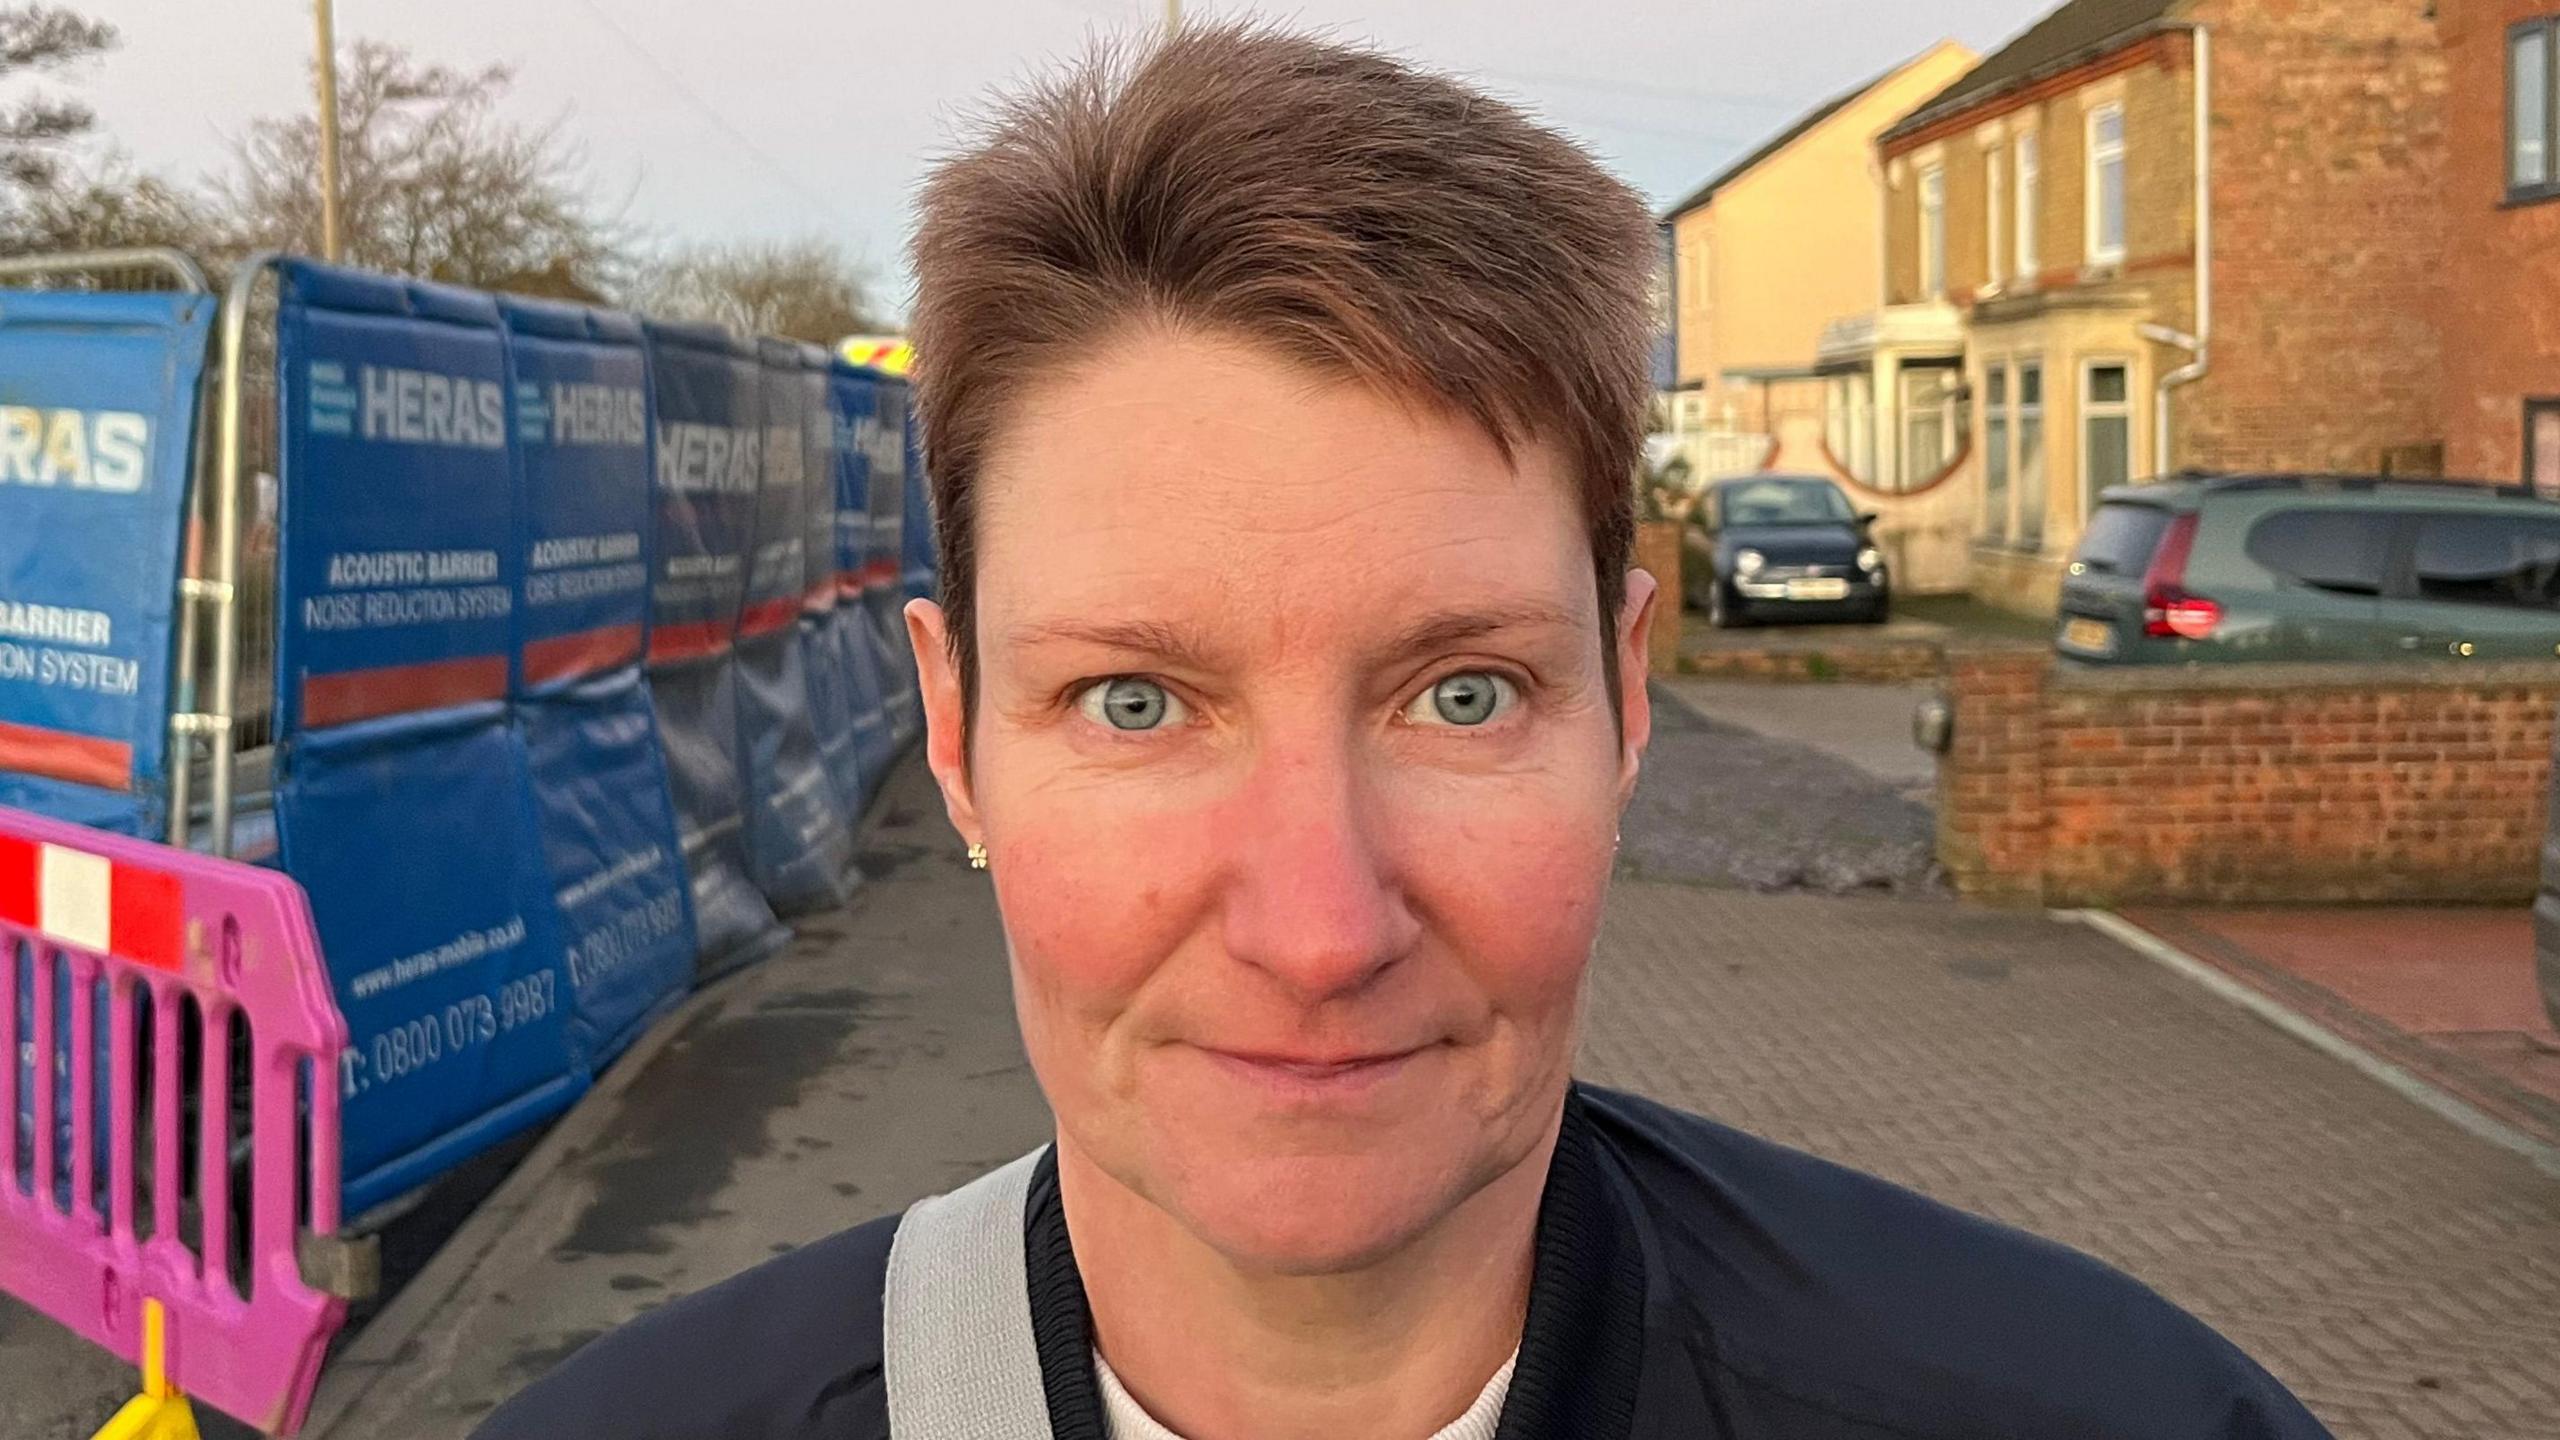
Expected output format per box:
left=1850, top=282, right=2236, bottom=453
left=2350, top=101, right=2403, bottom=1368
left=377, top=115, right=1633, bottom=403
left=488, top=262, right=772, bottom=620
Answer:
left=1192, top=1043, right=1435, bottom=1099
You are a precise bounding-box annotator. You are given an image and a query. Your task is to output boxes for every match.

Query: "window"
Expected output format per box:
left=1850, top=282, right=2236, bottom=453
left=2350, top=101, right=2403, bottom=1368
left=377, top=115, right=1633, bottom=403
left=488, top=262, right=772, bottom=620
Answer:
left=2014, top=132, right=2040, bottom=281
left=1902, top=366, right=1960, bottom=489
left=1827, top=371, right=1877, bottom=485
left=1920, top=164, right=1946, bottom=298
left=2017, top=362, right=2047, bottom=549
left=2411, top=512, right=2560, bottom=611
left=2082, top=361, right=2133, bottom=511
left=2528, top=398, right=2560, bottom=499
left=1984, top=365, right=2010, bottom=540
left=2244, top=511, right=2396, bottom=595
left=2512, top=21, right=2558, bottom=200
left=2086, top=103, right=2126, bottom=265
left=2074, top=502, right=2173, bottom=576
left=1985, top=148, right=2006, bottom=289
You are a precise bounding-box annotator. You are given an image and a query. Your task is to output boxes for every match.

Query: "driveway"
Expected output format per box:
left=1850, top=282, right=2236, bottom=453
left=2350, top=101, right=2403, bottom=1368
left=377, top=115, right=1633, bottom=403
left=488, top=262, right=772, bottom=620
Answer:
left=1620, top=680, right=1943, bottom=897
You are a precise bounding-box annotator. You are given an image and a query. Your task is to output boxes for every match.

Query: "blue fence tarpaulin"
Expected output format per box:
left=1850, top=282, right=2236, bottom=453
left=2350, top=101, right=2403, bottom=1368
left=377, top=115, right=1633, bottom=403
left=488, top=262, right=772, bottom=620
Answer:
left=518, top=672, right=693, bottom=1071
left=282, top=710, right=575, bottom=1212
left=0, top=290, right=214, bottom=837
left=272, top=260, right=580, bottom=1211
left=826, top=363, right=895, bottom=806
left=504, top=299, right=654, bottom=692
left=736, top=339, right=855, bottom=915
left=862, top=374, right=920, bottom=748
left=791, top=346, right=865, bottom=828
left=502, top=297, right=697, bottom=1071
left=902, top=390, right=938, bottom=605
left=641, top=321, right=785, bottom=978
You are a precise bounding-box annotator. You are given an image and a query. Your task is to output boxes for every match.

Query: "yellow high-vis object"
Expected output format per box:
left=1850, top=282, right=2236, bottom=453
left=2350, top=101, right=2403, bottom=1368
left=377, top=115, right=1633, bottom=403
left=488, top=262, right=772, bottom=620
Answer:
left=92, top=1300, right=199, bottom=1440
left=838, top=335, right=914, bottom=375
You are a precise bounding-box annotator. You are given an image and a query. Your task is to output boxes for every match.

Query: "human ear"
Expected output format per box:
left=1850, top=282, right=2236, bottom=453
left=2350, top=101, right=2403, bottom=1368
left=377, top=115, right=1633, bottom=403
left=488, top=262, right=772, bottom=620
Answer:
left=905, top=599, right=985, bottom=847
left=1613, top=568, right=1657, bottom=809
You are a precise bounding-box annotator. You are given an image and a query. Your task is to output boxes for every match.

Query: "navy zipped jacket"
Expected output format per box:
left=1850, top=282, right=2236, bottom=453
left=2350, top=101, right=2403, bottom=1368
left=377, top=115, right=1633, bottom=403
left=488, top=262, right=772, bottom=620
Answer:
left=478, top=1084, right=2331, bottom=1438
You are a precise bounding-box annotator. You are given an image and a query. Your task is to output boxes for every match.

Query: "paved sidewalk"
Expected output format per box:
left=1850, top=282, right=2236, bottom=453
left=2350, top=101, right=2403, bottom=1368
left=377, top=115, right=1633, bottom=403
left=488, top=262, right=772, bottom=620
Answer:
left=1588, top=887, right=2560, bottom=1439
left=2127, top=907, right=2560, bottom=1151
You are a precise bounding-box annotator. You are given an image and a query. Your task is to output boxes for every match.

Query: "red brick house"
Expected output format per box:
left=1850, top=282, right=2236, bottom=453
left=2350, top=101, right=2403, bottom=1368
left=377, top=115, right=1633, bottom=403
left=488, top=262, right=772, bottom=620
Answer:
left=1861, top=0, right=2448, bottom=613
left=2441, top=1, right=2560, bottom=493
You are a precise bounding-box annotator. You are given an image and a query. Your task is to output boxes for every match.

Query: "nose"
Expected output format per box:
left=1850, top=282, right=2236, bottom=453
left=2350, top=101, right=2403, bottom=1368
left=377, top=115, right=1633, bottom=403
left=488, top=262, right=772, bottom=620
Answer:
left=1216, top=740, right=1418, bottom=1002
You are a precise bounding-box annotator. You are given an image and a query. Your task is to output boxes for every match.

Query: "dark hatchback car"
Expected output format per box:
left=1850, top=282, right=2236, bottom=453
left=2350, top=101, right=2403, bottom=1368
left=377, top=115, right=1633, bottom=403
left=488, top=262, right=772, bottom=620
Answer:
left=1683, top=474, right=1890, bottom=628
left=2054, top=473, right=2560, bottom=665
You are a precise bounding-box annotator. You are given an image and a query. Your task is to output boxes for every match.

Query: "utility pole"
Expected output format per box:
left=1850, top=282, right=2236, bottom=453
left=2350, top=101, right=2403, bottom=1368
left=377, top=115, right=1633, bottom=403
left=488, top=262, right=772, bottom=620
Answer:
left=315, top=0, right=345, bottom=262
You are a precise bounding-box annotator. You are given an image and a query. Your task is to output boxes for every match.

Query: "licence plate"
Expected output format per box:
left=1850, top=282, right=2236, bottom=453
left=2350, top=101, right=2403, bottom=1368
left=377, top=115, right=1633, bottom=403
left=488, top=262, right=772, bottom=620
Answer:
left=2061, top=617, right=2117, bottom=656
left=1784, top=578, right=1851, bottom=601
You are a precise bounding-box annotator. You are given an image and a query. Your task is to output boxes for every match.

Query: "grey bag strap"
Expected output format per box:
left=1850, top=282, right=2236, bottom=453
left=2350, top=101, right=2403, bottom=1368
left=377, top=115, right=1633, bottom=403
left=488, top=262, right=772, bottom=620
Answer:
left=883, top=1146, right=1058, bottom=1439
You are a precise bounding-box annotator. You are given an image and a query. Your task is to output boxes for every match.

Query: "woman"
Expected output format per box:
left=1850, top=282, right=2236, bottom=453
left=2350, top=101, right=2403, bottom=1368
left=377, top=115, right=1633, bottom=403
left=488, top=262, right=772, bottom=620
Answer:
left=481, top=23, right=2328, bottom=1439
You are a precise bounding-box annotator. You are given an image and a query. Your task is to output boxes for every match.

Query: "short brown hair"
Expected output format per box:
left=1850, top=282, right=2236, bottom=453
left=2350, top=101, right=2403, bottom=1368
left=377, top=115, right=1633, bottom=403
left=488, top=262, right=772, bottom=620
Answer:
left=910, top=23, right=1657, bottom=728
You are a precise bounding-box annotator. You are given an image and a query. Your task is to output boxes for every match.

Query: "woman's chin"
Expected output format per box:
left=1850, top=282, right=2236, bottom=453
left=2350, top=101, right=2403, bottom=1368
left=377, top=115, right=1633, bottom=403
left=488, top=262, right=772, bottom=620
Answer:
left=1148, top=1143, right=1478, bottom=1275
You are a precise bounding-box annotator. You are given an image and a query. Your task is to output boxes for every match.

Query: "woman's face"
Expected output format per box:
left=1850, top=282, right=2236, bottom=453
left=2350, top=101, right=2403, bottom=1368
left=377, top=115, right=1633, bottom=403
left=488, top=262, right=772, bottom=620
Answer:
left=910, top=328, right=1654, bottom=1273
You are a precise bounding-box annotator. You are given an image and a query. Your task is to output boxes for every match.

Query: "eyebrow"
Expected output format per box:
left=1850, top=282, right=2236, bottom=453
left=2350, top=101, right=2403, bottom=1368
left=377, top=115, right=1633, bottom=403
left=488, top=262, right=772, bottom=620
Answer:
left=1002, top=618, right=1227, bottom=672
left=1003, top=601, right=1585, bottom=672
left=1383, top=600, right=1587, bottom=659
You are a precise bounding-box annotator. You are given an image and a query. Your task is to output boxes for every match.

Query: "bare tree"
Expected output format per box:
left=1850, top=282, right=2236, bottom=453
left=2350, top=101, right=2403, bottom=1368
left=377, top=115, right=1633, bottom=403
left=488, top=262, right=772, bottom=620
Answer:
left=626, top=235, right=883, bottom=344
left=210, top=39, right=621, bottom=292
left=0, top=4, right=114, bottom=201
left=1, top=151, right=208, bottom=255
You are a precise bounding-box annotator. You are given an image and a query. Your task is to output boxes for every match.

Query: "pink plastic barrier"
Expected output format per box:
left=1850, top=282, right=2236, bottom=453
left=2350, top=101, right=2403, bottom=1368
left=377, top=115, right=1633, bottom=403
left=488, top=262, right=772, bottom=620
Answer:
left=0, top=805, right=348, bottom=1435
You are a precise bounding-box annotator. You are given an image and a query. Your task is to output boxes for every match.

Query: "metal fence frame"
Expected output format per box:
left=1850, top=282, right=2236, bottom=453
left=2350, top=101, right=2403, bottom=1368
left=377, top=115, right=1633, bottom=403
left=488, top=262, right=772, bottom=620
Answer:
left=169, top=254, right=286, bottom=858
left=0, top=247, right=208, bottom=295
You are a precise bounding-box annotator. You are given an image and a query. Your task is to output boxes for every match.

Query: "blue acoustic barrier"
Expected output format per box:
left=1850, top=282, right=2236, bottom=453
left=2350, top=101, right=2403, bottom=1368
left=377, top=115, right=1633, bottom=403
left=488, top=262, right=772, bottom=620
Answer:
left=641, top=321, right=786, bottom=979
left=0, top=290, right=214, bottom=836
left=735, top=339, right=855, bottom=915
left=271, top=260, right=580, bottom=1213
left=502, top=297, right=697, bottom=1072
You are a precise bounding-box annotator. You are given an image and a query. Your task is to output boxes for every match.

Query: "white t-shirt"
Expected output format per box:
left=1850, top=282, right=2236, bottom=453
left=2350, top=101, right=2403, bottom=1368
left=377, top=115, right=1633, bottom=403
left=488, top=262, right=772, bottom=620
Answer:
left=1093, top=1350, right=1518, bottom=1440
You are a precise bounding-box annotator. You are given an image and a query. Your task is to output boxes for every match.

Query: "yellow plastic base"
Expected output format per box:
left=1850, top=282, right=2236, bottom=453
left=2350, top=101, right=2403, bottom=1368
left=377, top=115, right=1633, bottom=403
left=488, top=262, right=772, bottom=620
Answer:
left=91, top=1299, right=199, bottom=1440
left=90, top=1391, right=199, bottom=1440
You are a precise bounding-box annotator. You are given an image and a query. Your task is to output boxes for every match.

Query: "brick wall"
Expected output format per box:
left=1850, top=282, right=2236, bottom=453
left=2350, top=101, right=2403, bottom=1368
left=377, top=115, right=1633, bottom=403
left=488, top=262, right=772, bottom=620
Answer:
left=2179, top=0, right=2447, bottom=474
left=1938, top=651, right=2560, bottom=906
left=2438, top=0, right=2560, bottom=483
left=1884, top=40, right=2193, bottom=308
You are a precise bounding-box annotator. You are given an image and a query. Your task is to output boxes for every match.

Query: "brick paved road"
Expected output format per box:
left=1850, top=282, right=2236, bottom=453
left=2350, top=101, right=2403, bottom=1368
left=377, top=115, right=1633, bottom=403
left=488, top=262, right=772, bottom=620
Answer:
left=1585, top=883, right=2560, bottom=1439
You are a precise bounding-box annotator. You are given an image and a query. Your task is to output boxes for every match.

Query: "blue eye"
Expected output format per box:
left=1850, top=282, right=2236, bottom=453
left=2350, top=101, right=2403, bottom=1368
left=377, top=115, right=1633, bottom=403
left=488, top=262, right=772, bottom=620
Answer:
left=1405, top=671, right=1517, bottom=728
left=1079, top=677, right=1187, bottom=732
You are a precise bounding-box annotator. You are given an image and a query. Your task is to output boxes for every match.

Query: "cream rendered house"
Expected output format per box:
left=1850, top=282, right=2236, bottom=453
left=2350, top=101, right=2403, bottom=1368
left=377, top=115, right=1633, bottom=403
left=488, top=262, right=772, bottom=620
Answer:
left=1663, top=39, right=1980, bottom=591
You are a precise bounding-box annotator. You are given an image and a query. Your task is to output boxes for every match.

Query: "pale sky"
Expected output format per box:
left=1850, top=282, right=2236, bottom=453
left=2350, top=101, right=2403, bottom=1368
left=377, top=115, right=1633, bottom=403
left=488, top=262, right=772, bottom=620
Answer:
left=47, top=1, right=2047, bottom=316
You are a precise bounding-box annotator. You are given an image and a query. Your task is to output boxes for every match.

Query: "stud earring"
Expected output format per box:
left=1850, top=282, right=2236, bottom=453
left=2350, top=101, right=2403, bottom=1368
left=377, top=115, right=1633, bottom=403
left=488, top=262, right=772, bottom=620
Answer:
left=967, top=841, right=989, bottom=871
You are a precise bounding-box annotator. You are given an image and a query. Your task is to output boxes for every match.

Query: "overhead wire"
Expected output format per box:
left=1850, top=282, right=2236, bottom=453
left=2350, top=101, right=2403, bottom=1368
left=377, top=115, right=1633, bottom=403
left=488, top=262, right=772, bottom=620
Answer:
left=565, top=0, right=849, bottom=227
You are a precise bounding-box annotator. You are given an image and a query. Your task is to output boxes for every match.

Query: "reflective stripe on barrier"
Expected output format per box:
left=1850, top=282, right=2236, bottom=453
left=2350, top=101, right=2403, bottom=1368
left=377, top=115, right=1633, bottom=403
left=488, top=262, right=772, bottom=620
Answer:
left=0, top=804, right=349, bottom=1436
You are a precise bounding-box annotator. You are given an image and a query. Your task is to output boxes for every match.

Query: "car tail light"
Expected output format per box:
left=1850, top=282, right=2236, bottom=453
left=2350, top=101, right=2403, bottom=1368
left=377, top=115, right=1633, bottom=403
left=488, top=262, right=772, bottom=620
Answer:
left=2140, top=512, right=2221, bottom=640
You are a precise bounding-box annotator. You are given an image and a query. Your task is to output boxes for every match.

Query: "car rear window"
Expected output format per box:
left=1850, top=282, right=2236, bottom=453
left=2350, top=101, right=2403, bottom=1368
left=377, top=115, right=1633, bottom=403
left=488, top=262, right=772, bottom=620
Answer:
left=2244, top=509, right=2394, bottom=595
left=2411, top=511, right=2560, bottom=611
left=2072, top=503, right=2172, bottom=576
